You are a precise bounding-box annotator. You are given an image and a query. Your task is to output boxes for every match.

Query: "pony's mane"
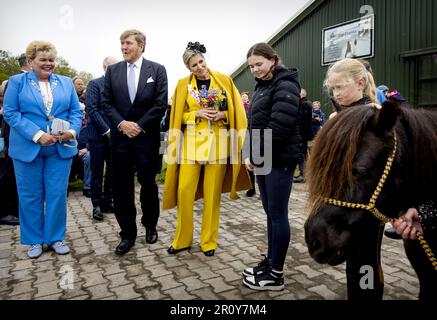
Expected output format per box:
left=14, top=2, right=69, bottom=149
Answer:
left=306, top=106, right=379, bottom=216
left=306, top=105, right=437, bottom=216
left=399, top=108, right=437, bottom=200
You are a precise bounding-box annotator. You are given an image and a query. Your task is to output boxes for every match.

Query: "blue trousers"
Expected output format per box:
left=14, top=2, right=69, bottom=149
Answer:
left=13, top=145, right=72, bottom=245
left=256, top=164, right=295, bottom=271
left=80, top=151, right=91, bottom=190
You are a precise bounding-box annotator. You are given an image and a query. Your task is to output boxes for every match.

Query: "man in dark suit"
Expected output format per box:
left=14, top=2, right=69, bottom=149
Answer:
left=103, top=29, right=168, bottom=255
left=293, top=89, right=313, bottom=183
left=85, top=56, right=118, bottom=221
left=0, top=53, right=30, bottom=226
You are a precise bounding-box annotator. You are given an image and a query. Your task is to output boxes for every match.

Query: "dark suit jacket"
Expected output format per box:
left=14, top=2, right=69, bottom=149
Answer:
left=85, top=76, right=111, bottom=141
left=103, top=58, right=168, bottom=139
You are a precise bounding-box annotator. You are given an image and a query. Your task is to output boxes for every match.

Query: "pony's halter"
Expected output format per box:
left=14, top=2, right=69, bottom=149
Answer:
left=322, top=133, right=437, bottom=271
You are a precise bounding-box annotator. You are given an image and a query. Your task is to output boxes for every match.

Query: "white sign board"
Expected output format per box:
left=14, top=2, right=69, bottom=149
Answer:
left=322, top=15, right=374, bottom=65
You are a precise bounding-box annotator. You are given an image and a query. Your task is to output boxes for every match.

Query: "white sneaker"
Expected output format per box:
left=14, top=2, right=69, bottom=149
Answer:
left=50, top=241, right=70, bottom=255
left=28, top=244, right=43, bottom=259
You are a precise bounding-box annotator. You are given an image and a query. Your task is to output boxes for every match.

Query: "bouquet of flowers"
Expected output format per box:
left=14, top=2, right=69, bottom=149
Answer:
left=188, top=85, right=227, bottom=111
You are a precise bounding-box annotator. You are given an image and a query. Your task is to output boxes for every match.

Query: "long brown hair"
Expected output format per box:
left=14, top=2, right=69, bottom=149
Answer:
left=306, top=106, right=378, bottom=215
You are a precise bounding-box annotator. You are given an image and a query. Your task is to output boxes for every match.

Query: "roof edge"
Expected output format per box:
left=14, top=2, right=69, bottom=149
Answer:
left=230, top=0, right=325, bottom=79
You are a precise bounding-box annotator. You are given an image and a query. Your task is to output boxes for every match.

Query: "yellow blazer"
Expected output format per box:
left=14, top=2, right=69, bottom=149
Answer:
left=183, top=74, right=229, bottom=161
left=162, top=70, right=251, bottom=210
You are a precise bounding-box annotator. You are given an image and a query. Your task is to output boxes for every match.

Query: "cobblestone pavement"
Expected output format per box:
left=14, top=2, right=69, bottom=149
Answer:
left=0, top=182, right=419, bottom=300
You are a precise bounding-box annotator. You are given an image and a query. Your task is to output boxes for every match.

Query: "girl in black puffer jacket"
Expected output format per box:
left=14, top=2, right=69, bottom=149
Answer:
left=242, top=42, right=302, bottom=291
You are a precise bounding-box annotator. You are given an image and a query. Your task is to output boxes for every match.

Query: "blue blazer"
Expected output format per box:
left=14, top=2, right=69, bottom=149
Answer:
left=85, top=75, right=111, bottom=141
left=3, top=71, right=83, bottom=162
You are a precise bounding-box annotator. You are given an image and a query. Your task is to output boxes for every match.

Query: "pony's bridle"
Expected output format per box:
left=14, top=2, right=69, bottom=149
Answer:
left=322, top=133, right=437, bottom=271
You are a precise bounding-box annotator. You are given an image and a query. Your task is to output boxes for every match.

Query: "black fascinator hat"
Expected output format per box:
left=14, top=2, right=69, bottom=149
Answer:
left=186, top=41, right=206, bottom=53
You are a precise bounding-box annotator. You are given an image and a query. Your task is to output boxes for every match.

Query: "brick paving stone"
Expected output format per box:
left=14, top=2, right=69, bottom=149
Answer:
left=308, top=284, right=341, bottom=300
left=130, top=274, right=159, bottom=290
left=160, top=256, right=186, bottom=268
left=155, top=274, right=183, bottom=291
left=215, top=267, right=241, bottom=282
left=203, top=277, right=234, bottom=294
left=8, top=279, right=35, bottom=296
left=33, top=271, right=60, bottom=284
left=0, top=267, right=10, bottom=279
left=192, top=267, right=220, bottom=281
left=110, top=283, right=141, bottom=299
left=179, top=276, right=209, bottom=292
left=191, top=287, right=220, bottom=300
left=80, top=271, right=108, bottom=288
left=0, top=183, right=422, bottom=301
left=295, top=265, right=323, bottom=278
left=148, top=264, right=172, bottom=278
left=124, top=264, right=146, bottom=277
left=34, top=280, right=63, bottom=298
left=164, top=285, right=197, bottom=300
left=141, top=287, right=169, bottom=300
left=169, top=265, right=197, bottom=280
left=101, top=262, right=123, bottom=276
left=86, top=283, right=113, bottom=299
left=107, top=272, right=131, bottom=288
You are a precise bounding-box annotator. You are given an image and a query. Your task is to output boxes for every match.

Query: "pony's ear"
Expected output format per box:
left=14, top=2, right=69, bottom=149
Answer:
left=375, top=100, right=400, bottom=137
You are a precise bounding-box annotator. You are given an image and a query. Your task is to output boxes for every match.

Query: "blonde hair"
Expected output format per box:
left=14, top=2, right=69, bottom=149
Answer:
left=25, top=41, right=57, bottom=61
left=324, top=58, right=376, bottom=103
left=183, top=50, right=203, bottom=67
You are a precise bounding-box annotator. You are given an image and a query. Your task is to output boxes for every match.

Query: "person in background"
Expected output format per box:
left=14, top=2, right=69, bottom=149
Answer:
left=293, top=88, right=313, bottom=183
left=0, top=80, right=19, bottom=225
left=3, top=40, right=82, bottom=258
left=18, top=53, right=32, bottom=73
left=311, top=101, right=325, bottom=136
left=72, top=77, right=86, bottom=104
left=162, top=41, right=250, bottom=257
left=0, top=53, right=31, bottom=226
left=377, top=84, right=389, bottom=104
left=70, top=124, right=91, bottom=198
left=241, top=91, right=256, bottom=196
left=243, top=42, right=302, bottom=291
left=103, top=29, right=168, bottom=256
left=85, top=56, right=118, bottom=221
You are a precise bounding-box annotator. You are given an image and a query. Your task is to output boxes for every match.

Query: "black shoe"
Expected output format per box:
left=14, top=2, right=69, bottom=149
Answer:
left=115, top=239, right=134, bottom=255
left=167, top=246, right=191, bottom=254
left=83, top=189, right=91, bottom=198
left=92, top=207, right=103, bottom=221
left=246, top=189, right=256, bottom=197
left=100, top=203, right=115, bottom=214
left=384, top=227, right=402, bottom=240
left=0, top=215, right=19, bottom=225
left=243, top=254, right=270, bottom=277
left=145, top=229, right=158, bottom=244
left=243, top=268, right=285, bottom=291
left=293, top=175, right=304, bottom=183
left=203, top=249, right=215, bottom=256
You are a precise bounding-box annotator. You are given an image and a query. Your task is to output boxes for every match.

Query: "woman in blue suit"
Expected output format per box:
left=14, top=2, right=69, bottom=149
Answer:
left=3, top=41, right=82, bottom=258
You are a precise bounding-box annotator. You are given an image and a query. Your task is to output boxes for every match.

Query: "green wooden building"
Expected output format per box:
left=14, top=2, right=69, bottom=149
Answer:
left=231, top=0, right=437, bottom=115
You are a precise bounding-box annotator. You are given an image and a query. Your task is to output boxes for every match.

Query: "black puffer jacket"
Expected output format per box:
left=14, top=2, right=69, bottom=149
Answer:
left=247, top=66, right=303, bottom=168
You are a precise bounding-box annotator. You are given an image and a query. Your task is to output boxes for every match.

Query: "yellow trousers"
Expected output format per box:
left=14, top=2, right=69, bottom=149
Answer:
left=172, top=162, right=227, bottom=252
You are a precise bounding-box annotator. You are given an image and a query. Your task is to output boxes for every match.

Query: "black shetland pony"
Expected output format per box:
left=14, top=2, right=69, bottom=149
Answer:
left=304, top=101, right=437, bottom=301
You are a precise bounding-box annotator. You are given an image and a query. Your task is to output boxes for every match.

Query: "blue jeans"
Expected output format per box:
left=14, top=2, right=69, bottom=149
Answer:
left=256, top=164, right=295, bottom=271
left=80, top=151, right=91, bottom=190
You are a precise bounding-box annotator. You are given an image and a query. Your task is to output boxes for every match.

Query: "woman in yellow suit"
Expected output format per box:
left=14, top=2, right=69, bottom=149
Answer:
left=163, top=42, right=251, bottom=256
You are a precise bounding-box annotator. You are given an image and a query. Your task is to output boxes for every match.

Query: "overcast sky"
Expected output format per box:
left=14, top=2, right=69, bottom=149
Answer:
left=0, top=0, right=309, bottom=94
